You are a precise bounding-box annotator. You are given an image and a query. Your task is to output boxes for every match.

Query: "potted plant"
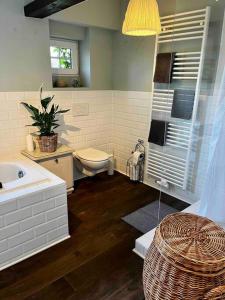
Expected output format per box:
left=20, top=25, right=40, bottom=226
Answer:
left=21, top=87, right=70, bottom=153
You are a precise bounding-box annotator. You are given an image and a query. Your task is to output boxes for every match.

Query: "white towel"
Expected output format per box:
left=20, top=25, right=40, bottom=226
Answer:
left=132, top=151, right=142, bottom=166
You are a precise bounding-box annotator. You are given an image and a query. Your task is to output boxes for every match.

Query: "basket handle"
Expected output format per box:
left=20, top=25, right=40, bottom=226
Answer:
left=204, top=285, right=225, bottom=299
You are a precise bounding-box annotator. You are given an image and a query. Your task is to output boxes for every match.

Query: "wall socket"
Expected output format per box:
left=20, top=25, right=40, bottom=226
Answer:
left=72, top=103, right=89, bottom=116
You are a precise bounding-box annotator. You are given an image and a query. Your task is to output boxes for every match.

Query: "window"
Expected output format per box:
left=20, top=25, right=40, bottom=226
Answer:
left=50, top=40, right=79, bottom=75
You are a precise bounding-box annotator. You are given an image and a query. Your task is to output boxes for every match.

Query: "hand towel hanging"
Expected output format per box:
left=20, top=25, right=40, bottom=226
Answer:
left=148, top=120, right=168, bottom=146
left=153, top=53, right=176, bottom=83
left=171, top=89, right=195, bottom=120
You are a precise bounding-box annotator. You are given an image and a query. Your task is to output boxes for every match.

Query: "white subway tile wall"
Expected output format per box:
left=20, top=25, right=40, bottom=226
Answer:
left=0, top=90, right=151, bottom=166
left=2, top=90, right=150, bottom=176
left=0, top=91, right=114, bottom=157
left=0, top=91, right=151, bottom=177
left=113, top=91, right=152, bottom=174
left=0, top=92, right=29, bottom=156
left=0, top=90, right=152, bottom=176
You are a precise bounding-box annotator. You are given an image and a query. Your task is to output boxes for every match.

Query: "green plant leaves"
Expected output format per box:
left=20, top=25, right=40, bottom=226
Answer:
left=41, top=96, right=54, bottom=111
left=21, top=102, right=39, bottom=115
left=21, top=89, right=70, bottom=136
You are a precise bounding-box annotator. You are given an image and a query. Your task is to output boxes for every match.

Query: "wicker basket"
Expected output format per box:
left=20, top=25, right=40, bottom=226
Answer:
left=143, top=213, right=225, bottom=300
left=37, top=134, right=58, bottom=153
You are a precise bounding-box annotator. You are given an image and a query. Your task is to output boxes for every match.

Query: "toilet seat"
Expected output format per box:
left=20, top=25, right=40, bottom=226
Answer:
left=75, top=148, right=109, bottom=162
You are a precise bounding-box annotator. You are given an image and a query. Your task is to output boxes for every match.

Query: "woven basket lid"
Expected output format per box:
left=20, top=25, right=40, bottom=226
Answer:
left=154, top=213, right=225, bottom=275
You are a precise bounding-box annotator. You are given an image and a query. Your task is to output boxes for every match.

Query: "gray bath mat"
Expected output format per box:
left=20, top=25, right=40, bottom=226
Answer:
left=122, top=201, right=178, bottom=234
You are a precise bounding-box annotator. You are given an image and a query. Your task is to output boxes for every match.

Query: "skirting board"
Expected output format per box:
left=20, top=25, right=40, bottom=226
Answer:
left=0, top=235, right=70, bottom=271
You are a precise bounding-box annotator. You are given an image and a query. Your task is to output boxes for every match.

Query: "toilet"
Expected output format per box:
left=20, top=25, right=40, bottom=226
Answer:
left=73, top=148, right=114, bottom=177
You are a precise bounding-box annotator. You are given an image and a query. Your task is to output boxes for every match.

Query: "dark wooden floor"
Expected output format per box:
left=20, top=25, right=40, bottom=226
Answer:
left=0, top=172, right=188, bottom=300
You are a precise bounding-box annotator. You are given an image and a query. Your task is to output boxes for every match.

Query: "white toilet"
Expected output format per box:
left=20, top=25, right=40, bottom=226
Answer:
left=73, top=148, right=114, bottom=177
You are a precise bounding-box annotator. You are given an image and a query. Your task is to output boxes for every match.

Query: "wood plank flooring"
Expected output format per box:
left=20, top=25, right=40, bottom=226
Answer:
left=0, top=172, right=188, bottom=300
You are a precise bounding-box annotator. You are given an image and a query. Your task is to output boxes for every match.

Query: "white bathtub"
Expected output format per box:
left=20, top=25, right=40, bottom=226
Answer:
left=0, top=161, right=48, bottom=194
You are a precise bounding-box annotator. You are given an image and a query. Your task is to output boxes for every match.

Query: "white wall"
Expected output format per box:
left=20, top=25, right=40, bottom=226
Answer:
left=0, top=0, right=52, bottom=91
left=0, top=0, right=116, bottom=92
left=89, top=28, right=113, bottom=90
left=49, top=0, right=121, bottom=30
left=0, top=90, right=113, bottom=158
left=49, top=20, right=86, bottom=41
left=113, top=91, right=151, bottom=172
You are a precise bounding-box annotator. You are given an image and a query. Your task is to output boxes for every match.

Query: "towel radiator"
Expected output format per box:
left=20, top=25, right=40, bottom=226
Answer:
left=147, top=7, right=211, bottom=190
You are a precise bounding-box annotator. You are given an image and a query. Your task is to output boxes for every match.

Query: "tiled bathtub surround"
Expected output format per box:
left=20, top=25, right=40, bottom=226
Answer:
left=0, top=156, right=69, bottom=271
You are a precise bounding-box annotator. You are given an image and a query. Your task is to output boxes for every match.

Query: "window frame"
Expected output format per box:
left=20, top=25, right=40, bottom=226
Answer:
left=50, top=40, right=79, bottom=75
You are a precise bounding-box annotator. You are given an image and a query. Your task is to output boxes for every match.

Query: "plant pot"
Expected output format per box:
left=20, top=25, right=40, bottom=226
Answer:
left=37, top=134, right=58, bottom=153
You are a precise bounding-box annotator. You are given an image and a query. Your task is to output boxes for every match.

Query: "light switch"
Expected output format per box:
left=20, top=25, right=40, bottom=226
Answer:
left=72, top=103, right=89, bottom=116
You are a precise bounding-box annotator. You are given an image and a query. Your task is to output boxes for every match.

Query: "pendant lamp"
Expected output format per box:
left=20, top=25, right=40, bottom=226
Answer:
left=122, top=0, right=161, bottom=36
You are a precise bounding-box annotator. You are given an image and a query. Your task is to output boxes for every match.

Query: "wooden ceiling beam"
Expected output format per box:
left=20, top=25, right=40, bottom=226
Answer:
left=24, top=0, right=86, bottom=19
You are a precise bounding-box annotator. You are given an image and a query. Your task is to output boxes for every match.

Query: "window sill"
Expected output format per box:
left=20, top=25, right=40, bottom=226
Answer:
left=52, top=87, right=90, bottom=91
left=52, top=73, right=79, bottom=77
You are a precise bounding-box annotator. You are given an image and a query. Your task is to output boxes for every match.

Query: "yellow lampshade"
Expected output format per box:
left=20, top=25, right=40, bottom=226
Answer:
left=122, top=0, right=161, bottom=36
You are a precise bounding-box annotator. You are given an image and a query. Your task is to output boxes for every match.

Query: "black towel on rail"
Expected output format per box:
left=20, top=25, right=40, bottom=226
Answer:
left=153, top=53, right=176, bottom=83
left=171, top=89, right=195, bottom=120
left=148, top=120, right=168, bottom=146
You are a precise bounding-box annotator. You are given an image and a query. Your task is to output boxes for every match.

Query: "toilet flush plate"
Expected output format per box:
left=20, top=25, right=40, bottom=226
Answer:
left=72, top=103, right=89, bottom=116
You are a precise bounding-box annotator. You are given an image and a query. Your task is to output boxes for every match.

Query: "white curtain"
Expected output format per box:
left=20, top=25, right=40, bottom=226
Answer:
left=199, top=65, right=225, bottom=226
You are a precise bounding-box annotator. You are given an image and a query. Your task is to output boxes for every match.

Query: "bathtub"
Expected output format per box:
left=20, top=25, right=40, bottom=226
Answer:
left=0, top=155, right=70, bottom=271
left=0, top=161, right=48, bottom=194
